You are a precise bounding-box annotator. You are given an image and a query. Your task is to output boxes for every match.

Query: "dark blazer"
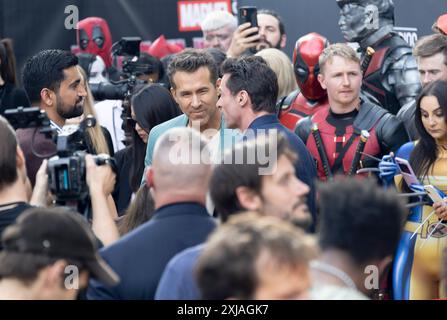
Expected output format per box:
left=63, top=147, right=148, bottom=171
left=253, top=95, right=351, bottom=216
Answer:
left=246, top=114, right=317, bottom=225
left=87, top=202, right=216, bottom=300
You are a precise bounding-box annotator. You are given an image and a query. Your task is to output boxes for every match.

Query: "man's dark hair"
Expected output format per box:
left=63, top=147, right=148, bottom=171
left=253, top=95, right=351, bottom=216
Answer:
left=167, top=49, right=218, bottom=89
left=210, top=133, right=296, bottom=222
left=0, top=250, right=84, bottom=286
left=205, top=48, right=227, bottom=77
left=317, top=177, right=405, bottom=266
left=413, top=34, right=447, bottom=66
left=196, top=213, right=313, bottom=299
left=0, top=116, right=18, bottom=191
left=258, top=9, right=286, bottom=37
left=221, top=55, right=278, bottom=113
left=22, top=49, right=78, bottom=104
left=0, top=206, right=119, bottom=288
left=0, top=207, right=86, bottom=285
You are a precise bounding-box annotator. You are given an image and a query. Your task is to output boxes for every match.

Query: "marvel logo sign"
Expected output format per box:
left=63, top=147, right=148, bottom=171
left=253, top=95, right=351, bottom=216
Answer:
left=177, top=0, right=232, bottom=32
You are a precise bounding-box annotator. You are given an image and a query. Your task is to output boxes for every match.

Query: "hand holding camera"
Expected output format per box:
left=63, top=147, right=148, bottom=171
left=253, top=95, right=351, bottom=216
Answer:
left=85, top=154, right=116, bottom=197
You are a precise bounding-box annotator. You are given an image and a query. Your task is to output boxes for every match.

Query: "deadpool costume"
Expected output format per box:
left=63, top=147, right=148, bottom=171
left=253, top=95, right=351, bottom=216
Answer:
left=278, top=33, right=330, bottom=130
left=295, top=99, right=409, bottom=181
left=76, top=17, right=113, bottom=68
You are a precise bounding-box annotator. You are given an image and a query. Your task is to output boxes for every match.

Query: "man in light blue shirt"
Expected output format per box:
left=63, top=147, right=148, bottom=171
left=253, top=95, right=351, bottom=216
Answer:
left=141, top=49, right=238, bottom=184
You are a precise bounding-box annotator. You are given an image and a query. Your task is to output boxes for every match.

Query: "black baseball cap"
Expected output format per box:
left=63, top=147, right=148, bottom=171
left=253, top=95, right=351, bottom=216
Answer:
left=1, top=207, right=119, bottom=287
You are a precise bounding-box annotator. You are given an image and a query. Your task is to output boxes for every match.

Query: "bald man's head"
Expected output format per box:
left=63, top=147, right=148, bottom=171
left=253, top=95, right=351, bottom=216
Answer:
left=150, top=127, right=212, bottom=202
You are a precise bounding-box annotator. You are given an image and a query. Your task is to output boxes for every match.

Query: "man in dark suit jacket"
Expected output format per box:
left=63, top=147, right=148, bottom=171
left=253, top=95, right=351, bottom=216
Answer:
left=217, top=55, right=317, bottom=226
left=87, top=127, right=216, bottom=299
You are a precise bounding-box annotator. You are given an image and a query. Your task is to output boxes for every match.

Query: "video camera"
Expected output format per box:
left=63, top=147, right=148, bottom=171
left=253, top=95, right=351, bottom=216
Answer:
left=47, top=115, right=115, bottom=202
left=90, top=37, right=147, bottom=101
left=4, top=107, right=115, bottom=203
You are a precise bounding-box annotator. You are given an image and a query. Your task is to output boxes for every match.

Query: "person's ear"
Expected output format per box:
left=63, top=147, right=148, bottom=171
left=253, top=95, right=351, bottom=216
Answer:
left=146, top=166, right=155, bottom=189
left=216, top=78, right=222, bottom=89
left=44, top=259, right=67, bottom=289
left=40, top=88, right=55, bottom=107
left=280, top=34, right=287, bottom=48
left=235, top=186, right=262, bottom=211
left=238, top=90, right=249, bottom=106
left=170, top=87, right=184, bottom=111
left=317, top=73, right=327, bottom=90
left=16, top=146, right=26, bottom=170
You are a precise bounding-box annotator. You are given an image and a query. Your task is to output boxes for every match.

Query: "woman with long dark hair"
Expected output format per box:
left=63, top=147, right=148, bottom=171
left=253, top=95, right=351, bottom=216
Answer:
left=0, top=39, right=30, bottom=114
left=117, top=184, right=155, bottom=235
left=379, top=80, right=447, bottom=299
left=113, top=83, right=182, bottom=214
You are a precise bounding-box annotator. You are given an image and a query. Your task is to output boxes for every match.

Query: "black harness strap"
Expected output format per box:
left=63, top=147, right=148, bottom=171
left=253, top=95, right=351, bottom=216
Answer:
left=330, top=131, right=360, bottom=174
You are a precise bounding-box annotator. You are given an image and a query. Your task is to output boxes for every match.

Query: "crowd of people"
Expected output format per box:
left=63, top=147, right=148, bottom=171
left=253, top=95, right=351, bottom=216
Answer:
left=0, top=1, right=446, bottom=301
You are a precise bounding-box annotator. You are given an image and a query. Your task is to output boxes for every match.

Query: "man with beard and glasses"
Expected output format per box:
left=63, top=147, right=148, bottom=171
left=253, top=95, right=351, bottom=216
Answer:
left=19, top=49, right=87, bottom=186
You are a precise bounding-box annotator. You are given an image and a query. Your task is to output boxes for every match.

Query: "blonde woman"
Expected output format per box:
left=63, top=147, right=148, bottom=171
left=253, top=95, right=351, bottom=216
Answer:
left=256, top=48, right=298, bottom=100
left=66, top=66, right=114, bottom=156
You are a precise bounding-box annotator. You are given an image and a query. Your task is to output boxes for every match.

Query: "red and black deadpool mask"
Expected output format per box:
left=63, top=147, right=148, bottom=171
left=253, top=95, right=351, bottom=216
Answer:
left=76, top=17, right=113, bottom=68
left=292, top=32, right=329, bottom=101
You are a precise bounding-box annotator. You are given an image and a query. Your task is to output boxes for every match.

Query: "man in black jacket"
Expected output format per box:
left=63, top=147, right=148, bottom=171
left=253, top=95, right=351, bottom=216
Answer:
left=87, top=127, right=216, bottom=300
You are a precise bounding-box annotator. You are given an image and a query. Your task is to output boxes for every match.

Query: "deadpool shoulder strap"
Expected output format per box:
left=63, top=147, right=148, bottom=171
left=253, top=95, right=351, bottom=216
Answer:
left=276, top=89, right=300, bottom=117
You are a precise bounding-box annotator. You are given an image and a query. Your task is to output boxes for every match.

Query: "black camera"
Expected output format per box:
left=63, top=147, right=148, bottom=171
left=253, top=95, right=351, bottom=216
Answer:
left=90, top=37, right=146, bottom=101
left=47, top=151, right=114, bottom=202
left=89, top=81, right=129, bottom=101
left=4, top=106, right=53, bottom=136
left=4, top=108, right=115, bottom=203
left=47, top=116, right=116, bottom=202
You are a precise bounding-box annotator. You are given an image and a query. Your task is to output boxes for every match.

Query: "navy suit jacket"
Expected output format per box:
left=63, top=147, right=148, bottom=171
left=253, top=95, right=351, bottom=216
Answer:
left=87, top=202, right=216, bottom=300
left=246, top=114, right=317, bottom=223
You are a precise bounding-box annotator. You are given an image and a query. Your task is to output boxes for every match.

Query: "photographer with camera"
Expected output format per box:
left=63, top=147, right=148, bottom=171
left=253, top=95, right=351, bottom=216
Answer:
left=0, top=113, right=119, bottom=247
left=5, top=49, right=120, bottom=246
left=90, top=38, right=158, bottom=151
